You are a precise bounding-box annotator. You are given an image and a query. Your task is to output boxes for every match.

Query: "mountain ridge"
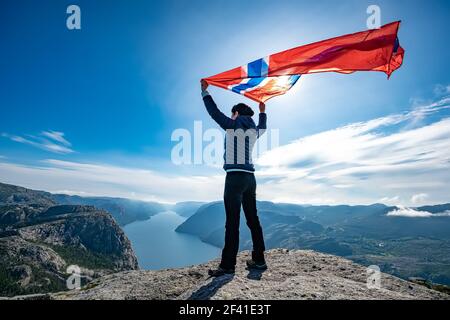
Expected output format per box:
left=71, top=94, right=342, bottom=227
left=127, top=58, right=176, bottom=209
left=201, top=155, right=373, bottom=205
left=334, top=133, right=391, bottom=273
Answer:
left=2, top=181, right=450, bottom=296
left=176, top=200, right=450, bottom=286
left=0, top=182, right=138, bottom=297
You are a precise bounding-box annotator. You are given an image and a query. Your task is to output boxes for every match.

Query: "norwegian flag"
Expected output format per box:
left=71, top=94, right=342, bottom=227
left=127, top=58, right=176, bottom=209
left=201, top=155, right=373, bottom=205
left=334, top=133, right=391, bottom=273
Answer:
left=203, top=21, right=404, bottom=103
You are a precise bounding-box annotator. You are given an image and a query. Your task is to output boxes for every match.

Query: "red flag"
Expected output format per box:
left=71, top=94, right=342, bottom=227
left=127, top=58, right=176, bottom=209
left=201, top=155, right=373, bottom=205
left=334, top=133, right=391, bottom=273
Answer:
left=203, top=21, right=404, bottom=103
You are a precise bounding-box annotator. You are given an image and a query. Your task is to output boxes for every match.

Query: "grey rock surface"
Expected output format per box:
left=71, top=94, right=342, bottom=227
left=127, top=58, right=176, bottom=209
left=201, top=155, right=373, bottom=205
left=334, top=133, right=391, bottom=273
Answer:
left=51, top=249, right=449, bottom=300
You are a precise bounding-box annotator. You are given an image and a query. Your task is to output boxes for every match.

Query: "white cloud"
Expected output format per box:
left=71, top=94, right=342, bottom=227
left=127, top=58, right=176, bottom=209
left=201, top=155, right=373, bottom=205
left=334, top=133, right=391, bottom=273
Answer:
left=434, top=83, right=450, bottom=96
left=387, top=207, right=450, bottom=218
left=41, top=131, right=71, bottom=147
left=254, top=97, right=450, bottom=205
left=0, top=97, right=449, bottom=205
left=51, top=190, right=98, bottom=197
left=332, top=184, right=353, bottom=189
left=257, top=98, right=450, bottom=169
left=1, top=131, right=74, bottom=154
left=379, top=196, right=400, bottom=205
left=411, top=193, right=429, bottom=204
left=387, top=207, right=433, bottom=217
left=0, top=159, right=222, bottom=203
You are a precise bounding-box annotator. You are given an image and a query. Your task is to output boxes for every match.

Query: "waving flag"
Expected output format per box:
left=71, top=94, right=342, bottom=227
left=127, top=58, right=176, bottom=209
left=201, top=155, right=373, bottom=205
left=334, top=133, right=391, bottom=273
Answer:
left=203, top=21, right=404, bottom=103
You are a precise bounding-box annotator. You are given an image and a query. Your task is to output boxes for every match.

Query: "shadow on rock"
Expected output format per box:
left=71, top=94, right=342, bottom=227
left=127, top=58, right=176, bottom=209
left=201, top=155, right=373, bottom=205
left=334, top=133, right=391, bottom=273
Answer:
left=246, top=268, right=266, bottom=280
left=187, top=274, right=235, bottom=300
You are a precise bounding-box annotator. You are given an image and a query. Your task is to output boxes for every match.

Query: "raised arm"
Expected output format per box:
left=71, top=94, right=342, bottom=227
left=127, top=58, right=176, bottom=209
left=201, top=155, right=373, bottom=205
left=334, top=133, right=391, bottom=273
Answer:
left=257, top=102, right=267, bottom=137
left=201, top=80, right=235, bottom=130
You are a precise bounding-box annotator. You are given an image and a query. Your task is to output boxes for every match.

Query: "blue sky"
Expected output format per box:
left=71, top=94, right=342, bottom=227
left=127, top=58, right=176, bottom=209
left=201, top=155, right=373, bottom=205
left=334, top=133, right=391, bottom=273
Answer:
left=1, top=0, right=449, bottom=205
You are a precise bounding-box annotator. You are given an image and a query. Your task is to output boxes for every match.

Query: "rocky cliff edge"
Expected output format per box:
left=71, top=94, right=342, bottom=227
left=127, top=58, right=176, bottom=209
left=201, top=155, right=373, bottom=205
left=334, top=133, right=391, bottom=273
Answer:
left=42, top=249, right=449, bottom=300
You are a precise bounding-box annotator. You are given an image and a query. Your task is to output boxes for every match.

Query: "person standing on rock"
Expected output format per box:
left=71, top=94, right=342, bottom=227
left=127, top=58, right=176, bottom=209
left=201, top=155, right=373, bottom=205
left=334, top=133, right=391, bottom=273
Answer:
left=201, top=79, right=267, bottom=277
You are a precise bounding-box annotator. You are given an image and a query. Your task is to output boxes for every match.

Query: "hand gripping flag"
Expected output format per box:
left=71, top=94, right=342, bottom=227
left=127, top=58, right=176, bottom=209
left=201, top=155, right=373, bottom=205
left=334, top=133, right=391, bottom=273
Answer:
left=202, top=21, right=404, bottom=103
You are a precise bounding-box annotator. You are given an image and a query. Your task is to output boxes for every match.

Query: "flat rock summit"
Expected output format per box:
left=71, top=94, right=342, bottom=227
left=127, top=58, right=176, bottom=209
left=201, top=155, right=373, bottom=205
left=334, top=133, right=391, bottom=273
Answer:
left=40, top=249, right=447, bottom=300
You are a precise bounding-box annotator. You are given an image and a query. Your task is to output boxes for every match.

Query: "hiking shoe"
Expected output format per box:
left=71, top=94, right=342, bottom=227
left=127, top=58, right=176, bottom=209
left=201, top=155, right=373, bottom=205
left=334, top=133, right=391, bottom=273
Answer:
left=208, top=267, right=235, bottom=277
left=246, top=259, right=267, bottom=270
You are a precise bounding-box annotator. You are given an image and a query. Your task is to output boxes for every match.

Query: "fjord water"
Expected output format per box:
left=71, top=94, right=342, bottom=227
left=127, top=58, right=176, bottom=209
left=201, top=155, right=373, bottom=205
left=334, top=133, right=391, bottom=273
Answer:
left=123, top=211, right=221, bottom=270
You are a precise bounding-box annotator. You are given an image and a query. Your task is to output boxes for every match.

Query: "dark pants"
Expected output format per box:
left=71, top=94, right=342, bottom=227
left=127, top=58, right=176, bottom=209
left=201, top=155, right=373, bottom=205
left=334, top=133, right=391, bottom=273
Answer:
left=220, top=171, right=266, bottom=270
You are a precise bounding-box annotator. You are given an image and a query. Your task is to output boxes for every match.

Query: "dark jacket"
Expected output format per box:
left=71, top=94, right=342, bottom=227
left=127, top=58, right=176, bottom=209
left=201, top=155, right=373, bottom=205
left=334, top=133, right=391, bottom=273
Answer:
left=203, top=92, right=267, bottom=172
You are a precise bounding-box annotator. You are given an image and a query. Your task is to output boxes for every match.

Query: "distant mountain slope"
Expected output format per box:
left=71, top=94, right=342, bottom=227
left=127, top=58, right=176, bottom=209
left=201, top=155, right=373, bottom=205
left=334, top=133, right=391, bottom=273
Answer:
left=0, top=183, right=56, bottom=207
left=176, top=200, right=450, bottom=286
left=175, top=201, right=224, bottom=237
left=0, top=183, right=138, bottom=297
left=36, top=249, right=449, bottom=300
left=168, top=201, right=206, bottom=218
left=52, top=194, right=166, bottom=226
